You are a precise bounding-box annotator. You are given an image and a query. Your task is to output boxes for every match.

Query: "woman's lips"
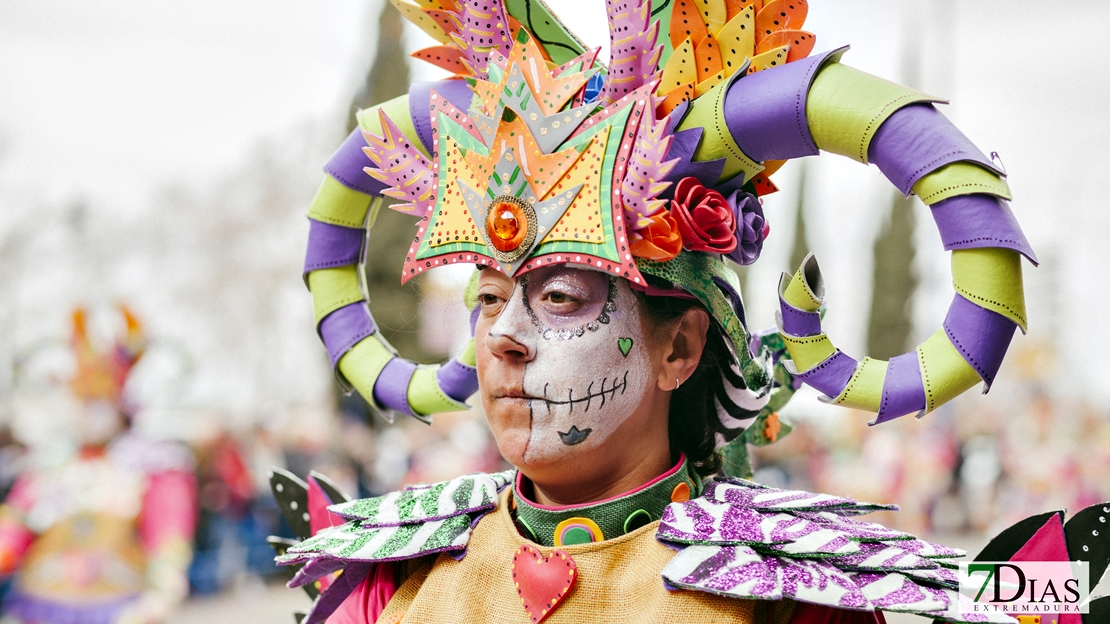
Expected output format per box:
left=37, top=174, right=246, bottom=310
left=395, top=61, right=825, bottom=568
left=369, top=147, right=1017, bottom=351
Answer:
left=493, top=389, right=543, bottom=405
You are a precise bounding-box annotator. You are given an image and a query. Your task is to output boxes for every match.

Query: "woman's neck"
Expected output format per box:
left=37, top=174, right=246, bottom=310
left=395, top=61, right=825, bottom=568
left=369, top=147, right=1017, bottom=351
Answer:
left=529, top=442, right=674, bottom=506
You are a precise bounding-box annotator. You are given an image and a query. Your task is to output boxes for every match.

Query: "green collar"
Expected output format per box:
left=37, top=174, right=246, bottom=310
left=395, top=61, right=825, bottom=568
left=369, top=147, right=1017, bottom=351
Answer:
left=511, top=456, right=698, bottom=547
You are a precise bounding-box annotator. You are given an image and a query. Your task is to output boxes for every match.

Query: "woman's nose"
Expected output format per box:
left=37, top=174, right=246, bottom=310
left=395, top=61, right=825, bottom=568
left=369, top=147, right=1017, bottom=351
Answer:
left=485, top=290, right=536, bottom=362
left=485, top=331, right=534, bottom=362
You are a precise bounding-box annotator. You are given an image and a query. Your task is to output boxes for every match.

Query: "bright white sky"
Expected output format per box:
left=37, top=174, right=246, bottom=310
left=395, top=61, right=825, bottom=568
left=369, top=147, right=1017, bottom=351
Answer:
left=0, top=0, right=376, bottom=210
left=1, top=0, right=1109, bottom=416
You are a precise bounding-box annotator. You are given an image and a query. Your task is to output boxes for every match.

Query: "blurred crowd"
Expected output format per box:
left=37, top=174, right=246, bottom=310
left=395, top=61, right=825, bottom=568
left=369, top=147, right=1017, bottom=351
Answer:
left=0, top=317, right=1103, bottom=618
left=169, top=398, right=506, bottom=595
left=752, top=341, right=1110, bottom=540
left=0, top=399, right=506, bottom=606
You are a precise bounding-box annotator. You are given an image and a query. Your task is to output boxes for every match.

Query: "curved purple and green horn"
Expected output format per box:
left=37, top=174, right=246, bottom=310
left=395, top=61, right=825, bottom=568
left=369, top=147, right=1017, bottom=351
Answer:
left=671, top=47, right=1034, bottom=422
left=303, top=80, right=479, bottom=422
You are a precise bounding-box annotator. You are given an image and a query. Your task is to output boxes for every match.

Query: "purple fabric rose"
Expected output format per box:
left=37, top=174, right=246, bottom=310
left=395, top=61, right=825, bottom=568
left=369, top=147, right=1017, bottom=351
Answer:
left=726, top=190, right=768, bottom=266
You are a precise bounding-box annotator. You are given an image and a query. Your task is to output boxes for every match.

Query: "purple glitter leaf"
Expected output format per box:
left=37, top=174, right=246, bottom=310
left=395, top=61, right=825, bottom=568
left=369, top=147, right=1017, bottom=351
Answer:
left=888, top=536, right=966, bottom=559
left=659, top=497, right=791, bottom=546
left=603, top=0, right=662, bottom=105
left=850, top=572, right=950, bottom=613
left=900, top=565, right=960, bottom=589
left=660, top=497, right=862, bottom=555
left=705, top=478, right=898, bottom=515
left=822, top=541, right=937, bottom=572
left=661, top=544, right=784, bottom=600
left=792, top=511, right=915, bottom=543
left=780, top=557, right=871, bottom=611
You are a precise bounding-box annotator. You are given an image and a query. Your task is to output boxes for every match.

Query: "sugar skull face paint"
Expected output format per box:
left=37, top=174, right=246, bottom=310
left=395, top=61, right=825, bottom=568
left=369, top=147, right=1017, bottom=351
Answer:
left=475, top=265, right=656, bottom=468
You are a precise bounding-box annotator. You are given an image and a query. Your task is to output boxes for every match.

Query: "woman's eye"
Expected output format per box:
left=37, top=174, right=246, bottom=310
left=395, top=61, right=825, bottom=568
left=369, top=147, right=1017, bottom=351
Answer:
left=478, top=293, right=502, bottom=307
left=541, top=290, right=582, bottom=311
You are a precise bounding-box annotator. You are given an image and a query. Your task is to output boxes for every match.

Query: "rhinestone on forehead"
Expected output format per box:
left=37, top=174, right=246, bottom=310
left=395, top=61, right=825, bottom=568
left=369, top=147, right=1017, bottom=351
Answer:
left=484, top=195, right=537, bottom=263
left=521, top=274, right=618, bottom=341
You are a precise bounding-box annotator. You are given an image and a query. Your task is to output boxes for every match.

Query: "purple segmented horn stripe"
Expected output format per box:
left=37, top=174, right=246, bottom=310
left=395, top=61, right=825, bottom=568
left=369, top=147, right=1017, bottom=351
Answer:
left=374, top=357, right=418, bottom=416
left=875, top=352, right=926, bottom=424
left=408, top=79, right=478, bottom=154
left=320, top=303, right=377, bottom=367
left=869, top=103, right=1004, bottom=196
left=436, top=358, right=479, bottom=403
left=795, top=350, right=857, bottom=399
left=304, top=219, right=364, bottom=275
left=324, top=129, right=389, bottom=196
left=778, top=300, right=822, bottom=338
left=469, top=304, right=479, bottom=335
left=943, top=294, right=1017, bottom=390
left=721, top=48, right=846, bottom=163
left=930, top=194, right=1038, bottom=264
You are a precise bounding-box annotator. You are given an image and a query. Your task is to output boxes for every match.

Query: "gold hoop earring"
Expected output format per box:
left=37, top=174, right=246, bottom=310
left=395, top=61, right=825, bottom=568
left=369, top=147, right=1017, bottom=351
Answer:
left=675, top=378, right=681, bottom=391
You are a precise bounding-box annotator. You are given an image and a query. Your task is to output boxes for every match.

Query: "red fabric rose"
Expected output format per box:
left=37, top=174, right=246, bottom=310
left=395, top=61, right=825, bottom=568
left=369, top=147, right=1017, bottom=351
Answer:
left=629, top=210, right=683, bottom=261
left=669, top=177, right=737, bottom=254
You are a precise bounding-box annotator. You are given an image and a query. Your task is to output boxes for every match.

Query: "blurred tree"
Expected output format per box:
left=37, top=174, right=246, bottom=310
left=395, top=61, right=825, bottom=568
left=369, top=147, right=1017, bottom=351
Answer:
left=787, top=162, right=809, bottom=275
left=866, top=193, right=917, bottom=359
left=346, top=1, right=410, bottom=134
left=865, top=36, right=921, bottom=360
left=345, top=0, right=436, bottom=369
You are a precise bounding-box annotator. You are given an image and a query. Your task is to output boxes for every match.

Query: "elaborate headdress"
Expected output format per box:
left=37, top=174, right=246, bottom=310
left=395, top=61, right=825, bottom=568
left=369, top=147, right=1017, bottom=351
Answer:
left=303, top=0, right=1032, bottom=457
left=67, top=305, right=146, bottom=407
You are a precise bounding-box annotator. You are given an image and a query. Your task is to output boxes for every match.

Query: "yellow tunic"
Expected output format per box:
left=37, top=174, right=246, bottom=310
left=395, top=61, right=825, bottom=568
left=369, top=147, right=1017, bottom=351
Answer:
left=378, top=489, right=796, bottom=624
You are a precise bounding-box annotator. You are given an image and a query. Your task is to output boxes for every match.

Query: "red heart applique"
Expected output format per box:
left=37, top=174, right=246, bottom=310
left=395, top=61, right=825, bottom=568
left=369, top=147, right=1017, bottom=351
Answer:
left=512, top=544, right=578, bottom=623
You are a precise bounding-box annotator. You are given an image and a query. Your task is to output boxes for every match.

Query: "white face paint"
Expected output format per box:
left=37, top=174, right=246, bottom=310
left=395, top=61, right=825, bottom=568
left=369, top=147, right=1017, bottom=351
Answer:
left=479, top=266, right=654, bottom=465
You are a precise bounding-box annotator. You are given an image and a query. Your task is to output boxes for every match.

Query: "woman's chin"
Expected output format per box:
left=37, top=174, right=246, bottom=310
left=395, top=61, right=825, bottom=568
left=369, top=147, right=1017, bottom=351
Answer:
left=495, top=431, right=578, bottom=474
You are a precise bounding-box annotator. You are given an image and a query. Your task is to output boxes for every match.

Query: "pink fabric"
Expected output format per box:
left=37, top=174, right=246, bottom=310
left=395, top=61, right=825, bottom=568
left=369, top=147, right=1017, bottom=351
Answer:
left=0, top=516, right=34, bottom=574
left=327, top=563, right=398, bottom=624
left=789, top=602, right=887, bottom=623
left=1012, top=514, right=1069, bottom=563
left=139, top=470, right=198, bottom=554
left=5, top=476, right=35, bottom=515
left=308, top=475, right=348, bottom=593
left=1009, top=515, right=1082, bottom=624
left=515, top=454, right=687, bottom=511
left=307, top=475, right=346, bottom=536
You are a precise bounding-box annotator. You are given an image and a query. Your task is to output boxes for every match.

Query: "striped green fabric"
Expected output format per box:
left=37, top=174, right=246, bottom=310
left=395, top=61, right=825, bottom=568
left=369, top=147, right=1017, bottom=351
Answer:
left=334, top=471, right=513, bottom=526
left=278, top=471, right=514, bottom=568
left=280, top=514, right=473, bottom=563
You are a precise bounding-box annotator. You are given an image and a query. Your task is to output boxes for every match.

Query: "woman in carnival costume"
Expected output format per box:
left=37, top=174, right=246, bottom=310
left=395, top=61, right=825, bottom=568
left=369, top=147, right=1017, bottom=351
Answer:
left=274, top=0, right=1109, bottom=622
left=0, top=308, right=197, bottom=624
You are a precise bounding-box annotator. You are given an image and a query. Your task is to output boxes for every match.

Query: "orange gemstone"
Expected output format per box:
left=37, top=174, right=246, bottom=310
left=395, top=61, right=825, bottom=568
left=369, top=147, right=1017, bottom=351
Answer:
left=486, top=199, right=529, bottom=252
left=492, top=209, right=519, bottom=240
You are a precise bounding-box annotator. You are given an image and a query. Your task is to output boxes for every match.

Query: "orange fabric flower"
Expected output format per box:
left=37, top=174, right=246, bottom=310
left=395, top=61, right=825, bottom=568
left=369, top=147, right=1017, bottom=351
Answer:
left=629, top=210, right=683, bottom=261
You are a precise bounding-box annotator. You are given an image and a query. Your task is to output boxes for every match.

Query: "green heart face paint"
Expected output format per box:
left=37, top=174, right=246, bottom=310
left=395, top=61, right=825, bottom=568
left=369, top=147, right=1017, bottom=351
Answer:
left=618, top=337, right=633, bottom=357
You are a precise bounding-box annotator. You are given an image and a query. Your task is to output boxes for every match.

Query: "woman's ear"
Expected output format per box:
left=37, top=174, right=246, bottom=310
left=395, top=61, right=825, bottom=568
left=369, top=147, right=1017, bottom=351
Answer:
left=657, top=307, right=710, bottom=391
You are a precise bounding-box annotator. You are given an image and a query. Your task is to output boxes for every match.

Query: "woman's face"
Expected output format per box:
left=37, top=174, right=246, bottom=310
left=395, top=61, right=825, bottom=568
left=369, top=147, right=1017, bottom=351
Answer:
left=474, top=265, right=664, bottom=473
